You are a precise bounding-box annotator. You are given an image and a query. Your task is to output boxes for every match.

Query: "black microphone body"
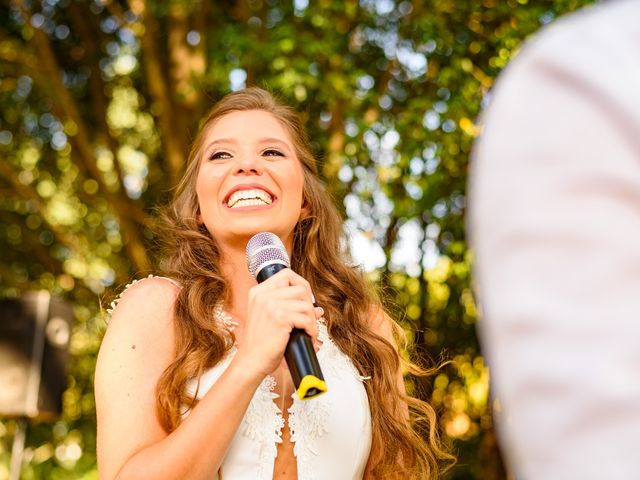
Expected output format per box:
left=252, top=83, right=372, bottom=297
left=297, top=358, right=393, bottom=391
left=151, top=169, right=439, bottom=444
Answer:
left=247, top=233, right=327, bottom=400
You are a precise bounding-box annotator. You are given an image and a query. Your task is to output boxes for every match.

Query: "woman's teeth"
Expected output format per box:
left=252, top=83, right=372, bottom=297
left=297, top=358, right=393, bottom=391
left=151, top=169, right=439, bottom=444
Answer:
left=232, top=198, right=268, bottom=208
left=228, top=189, right=273, bottom=208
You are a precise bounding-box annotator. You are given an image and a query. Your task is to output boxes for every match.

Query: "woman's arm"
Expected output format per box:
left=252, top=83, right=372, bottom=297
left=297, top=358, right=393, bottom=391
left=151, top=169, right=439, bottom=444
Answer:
left=95, top=277, right=263, bottom=480
left=95, top=269, right=321, bottom=480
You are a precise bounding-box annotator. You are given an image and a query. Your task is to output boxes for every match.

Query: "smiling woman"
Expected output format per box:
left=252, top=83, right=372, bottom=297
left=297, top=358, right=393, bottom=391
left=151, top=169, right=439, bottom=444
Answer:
left=195, top=109, right=306, bottom=251
left=94, top=87, right=454, bottom=480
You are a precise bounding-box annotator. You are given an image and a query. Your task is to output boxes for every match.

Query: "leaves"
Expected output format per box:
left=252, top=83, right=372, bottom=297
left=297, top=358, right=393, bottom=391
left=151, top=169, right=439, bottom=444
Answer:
left=0, top=0, right=593, bottom=477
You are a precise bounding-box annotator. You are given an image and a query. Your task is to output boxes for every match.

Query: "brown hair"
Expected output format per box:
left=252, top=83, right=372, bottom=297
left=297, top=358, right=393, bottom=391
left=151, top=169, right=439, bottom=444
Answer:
left=156, top=87, right=454, bottom=478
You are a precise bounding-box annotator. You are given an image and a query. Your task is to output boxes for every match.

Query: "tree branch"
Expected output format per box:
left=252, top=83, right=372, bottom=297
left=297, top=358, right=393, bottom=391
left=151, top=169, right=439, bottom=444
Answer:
left=0, top=160, right=82, bottom=254
left=17, top=2, right=152, bottom=272
left=66, top=1, right=127, bottom=188
left=133, top=0, right=187, bottom=185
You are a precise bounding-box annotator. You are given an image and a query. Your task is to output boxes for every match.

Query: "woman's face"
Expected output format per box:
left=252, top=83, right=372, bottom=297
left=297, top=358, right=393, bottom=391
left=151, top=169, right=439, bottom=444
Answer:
left=195, top=109, right=306, bottom=252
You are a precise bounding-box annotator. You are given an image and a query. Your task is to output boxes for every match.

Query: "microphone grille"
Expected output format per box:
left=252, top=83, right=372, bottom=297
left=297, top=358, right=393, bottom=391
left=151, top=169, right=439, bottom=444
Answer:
left=246, top=232, right=291, bottom=279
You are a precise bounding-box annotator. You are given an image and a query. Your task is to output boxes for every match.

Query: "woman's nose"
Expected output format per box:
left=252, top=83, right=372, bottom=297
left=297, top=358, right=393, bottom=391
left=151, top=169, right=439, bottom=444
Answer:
left=234, top=154, right=263, bottom=176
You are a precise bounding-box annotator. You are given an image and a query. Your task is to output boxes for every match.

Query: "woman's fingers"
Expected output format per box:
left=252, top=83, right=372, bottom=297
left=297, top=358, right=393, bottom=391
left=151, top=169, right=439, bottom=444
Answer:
left=249, top=269, right=313, bottom=301
left=265, top=300, right=318, bottom=336
left=249, top=284, right=316, bottom=325
left=241, top=269, right=322, bottom=373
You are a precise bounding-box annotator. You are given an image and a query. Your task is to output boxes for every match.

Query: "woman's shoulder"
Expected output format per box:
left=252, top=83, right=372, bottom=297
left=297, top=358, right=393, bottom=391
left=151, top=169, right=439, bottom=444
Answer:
left=97, top=275, right=180, bottom=383
left=106, top=274, right=181, bottom=315
left=103, top=275, right=181, bottom=341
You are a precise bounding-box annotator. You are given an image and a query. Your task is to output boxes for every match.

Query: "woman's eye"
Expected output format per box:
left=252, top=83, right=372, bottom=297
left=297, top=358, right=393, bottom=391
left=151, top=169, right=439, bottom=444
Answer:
left=263, top=149, right=284, bottom=157
left=209, top=151, right=231, bottom=160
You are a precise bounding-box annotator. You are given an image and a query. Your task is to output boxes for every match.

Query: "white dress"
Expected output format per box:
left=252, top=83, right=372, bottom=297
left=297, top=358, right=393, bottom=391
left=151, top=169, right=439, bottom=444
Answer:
left=185, top=312, right=373, bottom=480
left=108, top=276, right=372, bottom=480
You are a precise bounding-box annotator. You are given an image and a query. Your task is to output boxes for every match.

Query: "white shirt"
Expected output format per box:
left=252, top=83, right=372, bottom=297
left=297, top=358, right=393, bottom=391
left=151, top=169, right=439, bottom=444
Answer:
left=469, top=1, right=640, bottom=478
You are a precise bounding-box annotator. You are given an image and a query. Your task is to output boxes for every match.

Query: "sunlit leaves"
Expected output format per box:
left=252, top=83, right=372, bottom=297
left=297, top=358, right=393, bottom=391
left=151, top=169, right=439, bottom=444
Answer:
left=434, top=355, right=490, bottom=440
left=0, top=0, right=596, bottom=477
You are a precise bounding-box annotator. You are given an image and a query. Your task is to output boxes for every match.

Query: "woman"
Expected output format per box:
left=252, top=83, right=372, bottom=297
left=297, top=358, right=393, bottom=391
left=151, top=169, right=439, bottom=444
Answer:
left=95, top=87, right=453, bottom=479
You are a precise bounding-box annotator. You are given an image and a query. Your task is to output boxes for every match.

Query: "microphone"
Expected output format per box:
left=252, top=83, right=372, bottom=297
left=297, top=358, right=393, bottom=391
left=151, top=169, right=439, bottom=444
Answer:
left=246, top=232, right=327, bottom=400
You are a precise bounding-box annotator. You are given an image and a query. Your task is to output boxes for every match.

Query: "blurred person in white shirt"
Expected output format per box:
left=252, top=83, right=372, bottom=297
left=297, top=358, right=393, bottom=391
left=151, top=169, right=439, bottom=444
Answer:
left=469, top=1, right=640, bottom=478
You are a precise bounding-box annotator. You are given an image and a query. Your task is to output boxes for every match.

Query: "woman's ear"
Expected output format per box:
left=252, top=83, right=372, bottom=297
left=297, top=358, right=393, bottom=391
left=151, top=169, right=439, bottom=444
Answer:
left=299, top=197, right=311, bottom=221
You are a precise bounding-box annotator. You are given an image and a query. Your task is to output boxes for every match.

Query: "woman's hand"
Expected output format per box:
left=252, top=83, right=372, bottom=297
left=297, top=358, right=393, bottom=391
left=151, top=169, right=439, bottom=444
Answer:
left=235, top=268, right=322, bottom=377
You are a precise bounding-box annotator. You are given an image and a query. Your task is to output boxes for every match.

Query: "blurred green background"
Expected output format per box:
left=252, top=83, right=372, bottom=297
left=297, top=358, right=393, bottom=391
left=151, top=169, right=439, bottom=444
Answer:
left=0, top=0, right=594, bottom=478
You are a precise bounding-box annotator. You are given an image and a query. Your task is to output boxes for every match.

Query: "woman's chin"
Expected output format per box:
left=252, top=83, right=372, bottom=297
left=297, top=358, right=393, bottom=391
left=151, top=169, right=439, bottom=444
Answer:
left=215, top=225, right=294, bottom=245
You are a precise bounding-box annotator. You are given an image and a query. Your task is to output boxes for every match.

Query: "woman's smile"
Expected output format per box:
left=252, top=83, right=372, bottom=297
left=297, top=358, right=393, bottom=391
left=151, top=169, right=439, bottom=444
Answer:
left=224, top=184, right=277, bottom=209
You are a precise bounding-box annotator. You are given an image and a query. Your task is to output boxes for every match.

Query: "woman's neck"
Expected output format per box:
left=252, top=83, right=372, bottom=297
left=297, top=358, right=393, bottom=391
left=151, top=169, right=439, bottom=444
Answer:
left=219, top=243, right=257, bottom=322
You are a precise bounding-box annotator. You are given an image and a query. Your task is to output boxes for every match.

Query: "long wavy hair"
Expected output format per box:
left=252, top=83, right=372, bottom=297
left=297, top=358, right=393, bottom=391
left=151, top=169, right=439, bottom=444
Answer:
left=155, top=87, right=454, bottom=478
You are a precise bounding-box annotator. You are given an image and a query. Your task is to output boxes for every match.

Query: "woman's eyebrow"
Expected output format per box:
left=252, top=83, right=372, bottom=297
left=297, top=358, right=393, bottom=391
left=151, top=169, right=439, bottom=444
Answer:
left=204, top=138, right=291, bottom=149
left=257, top=137, right=294, bottom=150
left=205, top=138, right=237, bottom=148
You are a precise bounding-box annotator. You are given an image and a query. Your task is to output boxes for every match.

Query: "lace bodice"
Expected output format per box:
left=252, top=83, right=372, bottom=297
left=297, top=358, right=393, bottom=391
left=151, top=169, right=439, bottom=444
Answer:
left=185, top=311, right=372, bottom=480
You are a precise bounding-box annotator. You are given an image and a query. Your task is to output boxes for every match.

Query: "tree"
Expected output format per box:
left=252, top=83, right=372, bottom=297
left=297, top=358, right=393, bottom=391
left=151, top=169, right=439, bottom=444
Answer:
left=0, top=0, right=593, bottom=477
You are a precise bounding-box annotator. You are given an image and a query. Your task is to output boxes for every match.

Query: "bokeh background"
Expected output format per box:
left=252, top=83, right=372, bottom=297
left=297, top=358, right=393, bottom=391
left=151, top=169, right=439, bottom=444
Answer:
left=0, top=0, right=594, bottom=478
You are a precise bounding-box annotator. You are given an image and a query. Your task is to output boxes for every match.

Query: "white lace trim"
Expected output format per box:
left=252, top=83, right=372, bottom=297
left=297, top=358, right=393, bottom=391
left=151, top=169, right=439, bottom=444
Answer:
left=288, top=391, right=330, bottom=480
left=243, top=374, right=285, bottom=479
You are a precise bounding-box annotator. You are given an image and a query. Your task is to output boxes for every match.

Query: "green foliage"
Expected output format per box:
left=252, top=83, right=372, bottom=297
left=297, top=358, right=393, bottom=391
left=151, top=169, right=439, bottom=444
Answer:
left=0, top=0, right=594, bottom=478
